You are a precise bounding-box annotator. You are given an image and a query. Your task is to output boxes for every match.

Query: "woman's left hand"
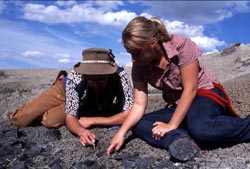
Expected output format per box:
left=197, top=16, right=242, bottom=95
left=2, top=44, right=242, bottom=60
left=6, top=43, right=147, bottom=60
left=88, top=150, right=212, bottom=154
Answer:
left=152, top=122, right=176, bottom=140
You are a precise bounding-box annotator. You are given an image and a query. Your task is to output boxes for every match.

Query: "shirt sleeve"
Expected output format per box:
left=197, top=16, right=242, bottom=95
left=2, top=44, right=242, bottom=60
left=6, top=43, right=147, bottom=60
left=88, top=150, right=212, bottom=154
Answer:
left=175, top=35, right=202, bottom=68
left=163, top=34, right=202, bottom=68
left=117, top=67, right=134, bottom=111
left=65, top=70, right=82, bottom=116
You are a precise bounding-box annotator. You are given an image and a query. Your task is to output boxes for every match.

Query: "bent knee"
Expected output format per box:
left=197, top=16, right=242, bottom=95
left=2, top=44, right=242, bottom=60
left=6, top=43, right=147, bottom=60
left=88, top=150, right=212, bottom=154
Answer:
left=188, top=125, right=210, bottom=141
left=41, top=113, right=65, bottom=128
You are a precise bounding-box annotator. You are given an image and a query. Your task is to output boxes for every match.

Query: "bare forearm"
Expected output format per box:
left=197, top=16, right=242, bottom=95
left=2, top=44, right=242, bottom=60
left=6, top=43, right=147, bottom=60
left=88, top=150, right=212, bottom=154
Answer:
left=169, top=89, right=197, bottom=128
left=118, top=104, right=145, bottom=135
left=66, top=114, right=85, bottom=136
left=90, top=111, right=129, bottom=126
left=170, top=59, right=199, bottom=128
left=117, top=82, right=148, bottom=136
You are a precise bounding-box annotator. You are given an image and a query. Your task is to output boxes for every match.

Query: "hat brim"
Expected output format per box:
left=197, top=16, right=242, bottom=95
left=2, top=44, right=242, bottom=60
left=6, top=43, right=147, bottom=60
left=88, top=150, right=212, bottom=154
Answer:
left=74, top=63, right=117, bottom=75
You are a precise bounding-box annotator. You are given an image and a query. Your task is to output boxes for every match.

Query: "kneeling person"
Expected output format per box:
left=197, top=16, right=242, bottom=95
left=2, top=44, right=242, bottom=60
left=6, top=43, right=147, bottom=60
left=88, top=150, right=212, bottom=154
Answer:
left=65, top=48, right=133, bottom=147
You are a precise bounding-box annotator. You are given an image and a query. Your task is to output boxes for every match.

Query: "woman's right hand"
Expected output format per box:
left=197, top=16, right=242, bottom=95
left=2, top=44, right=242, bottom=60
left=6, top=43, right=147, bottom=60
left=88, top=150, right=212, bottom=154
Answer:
left=79, top=129, right=96, bottom=146
left=107, top=131, right=125, bottom=157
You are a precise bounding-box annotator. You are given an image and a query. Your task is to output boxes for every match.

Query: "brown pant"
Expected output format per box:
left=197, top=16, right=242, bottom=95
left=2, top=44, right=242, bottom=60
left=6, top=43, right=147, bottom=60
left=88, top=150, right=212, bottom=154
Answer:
left=11, top=78, right=66, bottom=128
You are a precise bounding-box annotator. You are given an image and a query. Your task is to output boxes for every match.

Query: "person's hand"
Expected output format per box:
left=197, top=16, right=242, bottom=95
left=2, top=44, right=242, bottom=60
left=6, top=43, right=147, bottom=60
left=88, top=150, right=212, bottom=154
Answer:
left=107, top=132, right=125, bottom=157
left=152, top=122, right=176, bottom=140
left=79, top=129, right=96, bottom=146
left=79, top=117, right=93, bottom=128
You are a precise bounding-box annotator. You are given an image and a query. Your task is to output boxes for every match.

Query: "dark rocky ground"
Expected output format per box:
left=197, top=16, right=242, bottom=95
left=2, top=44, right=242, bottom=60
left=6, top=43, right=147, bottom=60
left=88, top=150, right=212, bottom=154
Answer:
left=1, top=43, right=250, bottom=169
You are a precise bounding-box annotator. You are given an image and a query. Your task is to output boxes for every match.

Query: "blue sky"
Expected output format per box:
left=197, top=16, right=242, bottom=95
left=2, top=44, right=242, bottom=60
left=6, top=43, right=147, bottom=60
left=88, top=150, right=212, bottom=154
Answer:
left=0, top=1, right=250, bottom=69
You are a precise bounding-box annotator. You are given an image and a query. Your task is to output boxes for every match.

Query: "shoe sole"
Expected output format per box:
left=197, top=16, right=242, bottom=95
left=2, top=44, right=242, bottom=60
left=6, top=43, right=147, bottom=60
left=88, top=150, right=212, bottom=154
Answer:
left=169, top=137, right=199, bottom=162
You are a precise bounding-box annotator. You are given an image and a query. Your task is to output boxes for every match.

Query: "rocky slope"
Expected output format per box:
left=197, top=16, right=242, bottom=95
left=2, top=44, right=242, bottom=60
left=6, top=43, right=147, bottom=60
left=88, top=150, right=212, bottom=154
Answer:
left=199, top=43, right=250, bottom=83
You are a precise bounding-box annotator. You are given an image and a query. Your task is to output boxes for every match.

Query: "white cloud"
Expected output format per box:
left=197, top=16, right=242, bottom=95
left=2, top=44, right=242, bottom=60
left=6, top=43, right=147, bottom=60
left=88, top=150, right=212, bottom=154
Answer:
left=165, top=20, right=204, bottom=37
left=21, top=51, right=43, bottom=57
left=56, top=53, right=70, bottom=58
left=100, top=10, right=137, bottom=27
left=22, top=2, right=136, bottom=28
left=191, top=36, right=226, bottom=54
left=56, top=53, right=71, bottom=63
left=161, top=19, right=226, bottom=53
left=58, top=58, right=70, bottom=63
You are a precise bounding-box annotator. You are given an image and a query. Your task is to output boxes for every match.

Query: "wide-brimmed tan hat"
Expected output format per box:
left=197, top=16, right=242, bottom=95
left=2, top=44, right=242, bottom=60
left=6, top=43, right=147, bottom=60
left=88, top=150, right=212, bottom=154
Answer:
left=74, top=48, right=117, bottom=75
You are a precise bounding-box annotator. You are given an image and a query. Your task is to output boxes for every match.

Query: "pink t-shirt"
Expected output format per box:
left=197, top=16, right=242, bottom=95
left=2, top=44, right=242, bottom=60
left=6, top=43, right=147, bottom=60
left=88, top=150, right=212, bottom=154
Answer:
left=132, top=34, right=219, bottom=105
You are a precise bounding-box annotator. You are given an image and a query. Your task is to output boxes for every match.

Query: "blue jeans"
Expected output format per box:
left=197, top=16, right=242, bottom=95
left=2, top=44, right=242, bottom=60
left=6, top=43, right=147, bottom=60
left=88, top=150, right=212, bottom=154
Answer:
left=132, top=88, right=250, bottom=149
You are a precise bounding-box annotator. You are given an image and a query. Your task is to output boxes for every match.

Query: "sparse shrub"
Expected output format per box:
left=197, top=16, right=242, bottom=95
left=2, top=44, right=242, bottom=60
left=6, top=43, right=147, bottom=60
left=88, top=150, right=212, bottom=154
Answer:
left=17, top=87, right=32, bottom=94
left=0, top=86, right=15, bottom=94
left=0, top=82, right=31, bottom=95
left=0, top=85, right=16, bottom=98
left=0, top=70, right=7, bottom=77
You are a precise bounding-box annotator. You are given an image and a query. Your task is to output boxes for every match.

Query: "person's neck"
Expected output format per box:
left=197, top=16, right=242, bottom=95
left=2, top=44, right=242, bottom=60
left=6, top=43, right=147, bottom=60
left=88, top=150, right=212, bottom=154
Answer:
left=158, top=56, right=168, bottom=69
left=152, top=49, right=168, bottom=70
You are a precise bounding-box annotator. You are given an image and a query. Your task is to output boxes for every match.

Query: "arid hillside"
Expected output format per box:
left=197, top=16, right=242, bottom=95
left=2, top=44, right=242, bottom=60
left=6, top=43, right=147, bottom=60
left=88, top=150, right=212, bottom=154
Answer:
left=199, top=43, right=250, bottom=83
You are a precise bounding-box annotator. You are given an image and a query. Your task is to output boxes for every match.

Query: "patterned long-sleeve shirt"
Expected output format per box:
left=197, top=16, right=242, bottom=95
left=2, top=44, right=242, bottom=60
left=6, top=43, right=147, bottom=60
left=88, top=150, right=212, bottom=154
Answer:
left=64, top=66, right=133, bottom=117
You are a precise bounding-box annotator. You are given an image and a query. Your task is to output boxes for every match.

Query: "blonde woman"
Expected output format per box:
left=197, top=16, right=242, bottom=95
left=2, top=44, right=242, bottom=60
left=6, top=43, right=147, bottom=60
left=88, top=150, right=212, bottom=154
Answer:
left=107, top=16, right=250, bottom=162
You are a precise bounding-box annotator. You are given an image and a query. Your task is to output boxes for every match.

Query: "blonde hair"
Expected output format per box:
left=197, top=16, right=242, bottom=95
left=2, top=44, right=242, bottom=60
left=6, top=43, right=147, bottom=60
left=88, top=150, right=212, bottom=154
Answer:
left=122, top=16, right=171, bottom=50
